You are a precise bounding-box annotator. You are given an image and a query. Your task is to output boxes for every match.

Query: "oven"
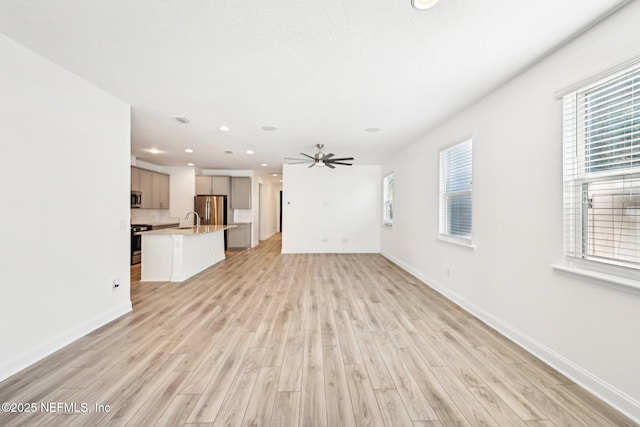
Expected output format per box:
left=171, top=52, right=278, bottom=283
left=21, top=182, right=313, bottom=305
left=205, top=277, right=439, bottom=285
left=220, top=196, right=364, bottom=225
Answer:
left=131, top=224, right=151, bottom=265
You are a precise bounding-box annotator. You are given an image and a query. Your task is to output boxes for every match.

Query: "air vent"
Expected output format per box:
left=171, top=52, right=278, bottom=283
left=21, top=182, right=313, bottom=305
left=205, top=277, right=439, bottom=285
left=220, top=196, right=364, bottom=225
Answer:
left=174, top=116, right=191, bottom=124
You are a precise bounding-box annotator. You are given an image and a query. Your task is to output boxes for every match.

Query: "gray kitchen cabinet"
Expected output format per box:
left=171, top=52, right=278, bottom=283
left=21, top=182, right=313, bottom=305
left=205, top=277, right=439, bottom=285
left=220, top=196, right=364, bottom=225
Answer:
left=196, top=175, right=230, bottom=195
left=131, top=167, right=141, bottom=192
left=195, top=175, right=212, bottom=195
left=158, top=173, right=170, bottom=209
left=227, top=223, right=251, bottom=249
left=230, top=177, right=251, bottom=209
left=139, top=168, right=153, bottom=209
left=134, top=166, right=170, bottom=209
left=211, top=176, right=230, bottom=195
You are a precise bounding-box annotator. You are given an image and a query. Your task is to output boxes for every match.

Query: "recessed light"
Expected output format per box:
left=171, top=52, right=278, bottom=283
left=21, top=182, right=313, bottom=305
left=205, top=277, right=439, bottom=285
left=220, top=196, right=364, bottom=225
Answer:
left=218, top=125, right=230, bottom=131
left=279, top=179, right=283, bottom=183
left=262, top=126, right=277, bottom=131
left=224, top=150, right=234, bottom=154
left=411, top=0, right=438, bottom=10
left=365, top=127, right=381, bottom=133
left=148, top=148, right=162, bottom=154
left=246, top=150, right=254, bottom=155
left=185, top=148, right=193, bottom=153
left=261, top=163, right=268, bottom=167
left=174, top=116, right=190, bottom=124
left=272, top=173, right=278, bottom=177
left=187, top=162, right=194, bottom=166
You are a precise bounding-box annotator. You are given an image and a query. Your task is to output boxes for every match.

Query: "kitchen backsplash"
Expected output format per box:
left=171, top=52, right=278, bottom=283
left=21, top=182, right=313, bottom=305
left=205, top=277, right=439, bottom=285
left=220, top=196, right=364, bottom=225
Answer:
left=131, top=209, right=179, bottom=225
left=233, top=209, right=252, bottom=223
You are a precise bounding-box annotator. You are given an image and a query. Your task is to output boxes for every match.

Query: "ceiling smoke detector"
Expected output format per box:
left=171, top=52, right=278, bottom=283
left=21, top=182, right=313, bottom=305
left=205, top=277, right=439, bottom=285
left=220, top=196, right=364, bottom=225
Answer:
left=412, top=0, right=439, bottom=10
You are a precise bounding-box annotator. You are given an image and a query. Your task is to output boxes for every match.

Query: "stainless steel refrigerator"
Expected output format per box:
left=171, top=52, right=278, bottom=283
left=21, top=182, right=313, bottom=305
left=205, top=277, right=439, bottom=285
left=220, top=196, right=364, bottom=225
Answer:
left=194, top=195, right=227, bottom=226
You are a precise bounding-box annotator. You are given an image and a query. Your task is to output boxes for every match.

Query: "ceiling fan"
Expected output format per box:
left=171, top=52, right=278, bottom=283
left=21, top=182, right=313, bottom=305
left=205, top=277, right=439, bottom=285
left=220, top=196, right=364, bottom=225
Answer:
left=285, top=144, right=354, bottom=168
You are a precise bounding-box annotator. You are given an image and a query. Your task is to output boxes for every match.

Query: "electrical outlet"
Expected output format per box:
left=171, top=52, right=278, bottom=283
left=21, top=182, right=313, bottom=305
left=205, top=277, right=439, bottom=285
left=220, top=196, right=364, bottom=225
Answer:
left=112, top=279, right=120, bottom=289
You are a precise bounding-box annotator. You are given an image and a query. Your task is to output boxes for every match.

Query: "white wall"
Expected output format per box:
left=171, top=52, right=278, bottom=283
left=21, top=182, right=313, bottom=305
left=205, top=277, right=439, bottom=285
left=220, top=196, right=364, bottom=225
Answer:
left=0, top=35, right=132, bottom=381
left=167, top=166, right=196, bottom=226
left=282, top=164, right=381, bottom=253
left=381, top=2, right=640, bottom=421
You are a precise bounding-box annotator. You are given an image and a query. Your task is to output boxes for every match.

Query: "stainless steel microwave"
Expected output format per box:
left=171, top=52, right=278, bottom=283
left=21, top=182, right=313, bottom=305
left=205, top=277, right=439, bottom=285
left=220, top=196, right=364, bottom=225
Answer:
left=131, top=191, right=142, bottom=208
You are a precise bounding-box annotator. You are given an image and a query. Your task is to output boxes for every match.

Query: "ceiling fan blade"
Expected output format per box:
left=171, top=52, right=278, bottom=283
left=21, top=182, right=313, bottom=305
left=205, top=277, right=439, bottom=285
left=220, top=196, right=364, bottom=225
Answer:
left=325, top=157, right=354, bottom=162
left=323, top=153, right=335, bottom=159
left=284, top=157, right=310, bottom=160
left=300, top=153, right=315, bottom=160
left=329, top=161, right=353, bottom=166
left=308, top=162, right=316, bottom=168
left=325, top=162, right=336, bottom=169
left=288, top=161, right=314, bottom=164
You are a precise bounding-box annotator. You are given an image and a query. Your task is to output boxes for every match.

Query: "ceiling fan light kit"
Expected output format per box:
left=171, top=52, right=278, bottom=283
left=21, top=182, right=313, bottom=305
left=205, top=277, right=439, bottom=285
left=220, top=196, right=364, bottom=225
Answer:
left=285, top=144, right=354, bottom=169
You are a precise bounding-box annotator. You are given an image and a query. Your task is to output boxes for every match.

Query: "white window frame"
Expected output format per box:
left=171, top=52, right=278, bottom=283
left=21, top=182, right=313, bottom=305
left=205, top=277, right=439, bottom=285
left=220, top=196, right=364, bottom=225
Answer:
left=383, top=173, right=394, bottom=227
left=561, top=61, right=640, bottom=281
left=438, top=138, right=473, bottom=246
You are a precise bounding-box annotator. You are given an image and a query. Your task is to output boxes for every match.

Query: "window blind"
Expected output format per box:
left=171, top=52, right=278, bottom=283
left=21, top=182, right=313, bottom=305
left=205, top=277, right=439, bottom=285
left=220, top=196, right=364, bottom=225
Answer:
left=563, top=62, right=640, bottom=270
left=439, top=139, right=472, bottom=241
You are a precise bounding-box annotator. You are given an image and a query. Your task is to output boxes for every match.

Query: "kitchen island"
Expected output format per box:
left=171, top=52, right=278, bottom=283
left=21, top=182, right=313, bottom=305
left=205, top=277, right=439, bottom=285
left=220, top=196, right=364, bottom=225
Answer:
left=140, top=225, right=234, bottom=282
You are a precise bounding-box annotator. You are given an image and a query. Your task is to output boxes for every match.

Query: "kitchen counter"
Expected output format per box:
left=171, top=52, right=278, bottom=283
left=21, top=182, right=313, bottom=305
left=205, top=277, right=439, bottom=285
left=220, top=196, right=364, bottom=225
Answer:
left=132, top=222, right=180, bottom=228
left=140, top=225, right=233, bottom=282
left=140, top=224, right=234, bottom=236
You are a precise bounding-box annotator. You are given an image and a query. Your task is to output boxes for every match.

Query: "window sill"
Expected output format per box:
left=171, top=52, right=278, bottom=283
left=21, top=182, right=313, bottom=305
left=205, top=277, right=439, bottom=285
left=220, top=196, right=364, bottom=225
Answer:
left=436, top=236, right=476, bottom=251
left=551, top=263, right=640, bottom=293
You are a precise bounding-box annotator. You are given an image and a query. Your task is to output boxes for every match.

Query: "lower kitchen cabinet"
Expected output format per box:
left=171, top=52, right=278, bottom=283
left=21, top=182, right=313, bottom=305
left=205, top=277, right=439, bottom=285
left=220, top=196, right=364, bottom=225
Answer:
left=227, top=223, right=251, bottom=250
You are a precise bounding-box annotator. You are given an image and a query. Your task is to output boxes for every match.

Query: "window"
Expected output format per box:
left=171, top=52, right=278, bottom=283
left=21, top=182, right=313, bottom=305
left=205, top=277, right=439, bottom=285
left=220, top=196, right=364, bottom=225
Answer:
left=383, top=173, right=394, bottom=226
left=562, top=62, right=640, bottom=272
left=439, top=138, right=472, bottom=242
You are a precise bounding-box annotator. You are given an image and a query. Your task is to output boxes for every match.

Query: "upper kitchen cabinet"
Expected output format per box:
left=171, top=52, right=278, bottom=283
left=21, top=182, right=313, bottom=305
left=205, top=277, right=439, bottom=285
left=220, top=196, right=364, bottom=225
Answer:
left=153, top=172, right=170, bottom=209
left=196, top=175, right=230, bottom=196
left=231, top=177, right=251, bottom=209
left=132, top=166, right=170, bottom=209
left=139, top=168, right=153, bottom=208
left=131, top=167, right=141, bottom=192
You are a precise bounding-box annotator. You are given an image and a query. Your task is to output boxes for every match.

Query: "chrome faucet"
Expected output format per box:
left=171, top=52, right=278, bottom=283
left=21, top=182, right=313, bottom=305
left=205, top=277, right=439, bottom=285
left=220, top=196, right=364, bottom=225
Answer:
left=185, top=211, right=201, bottom=228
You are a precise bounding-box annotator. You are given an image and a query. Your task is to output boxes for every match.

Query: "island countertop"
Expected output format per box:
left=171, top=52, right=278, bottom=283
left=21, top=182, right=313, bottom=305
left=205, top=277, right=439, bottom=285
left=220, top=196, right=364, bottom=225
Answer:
left=140, top=224, right=236, bottom=236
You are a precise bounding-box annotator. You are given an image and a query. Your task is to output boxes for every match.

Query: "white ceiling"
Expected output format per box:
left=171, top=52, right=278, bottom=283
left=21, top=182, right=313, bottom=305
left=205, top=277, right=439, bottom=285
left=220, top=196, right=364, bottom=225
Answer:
left=0, top=0, right=630, bottom=174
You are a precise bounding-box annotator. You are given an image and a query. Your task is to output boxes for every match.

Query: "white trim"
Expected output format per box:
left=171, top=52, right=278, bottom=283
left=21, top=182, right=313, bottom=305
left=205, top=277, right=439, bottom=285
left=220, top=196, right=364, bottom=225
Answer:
left=380, top=250, right=640, bottom=423
left=0, top=301, right=132, bottom=382
left=551, top=263, right=640, bottom=294
left=555, top=53, right=640, bottom=99
left=436, top=235, right=476, bottom=251
left=281, top=247, right=380, bottom=254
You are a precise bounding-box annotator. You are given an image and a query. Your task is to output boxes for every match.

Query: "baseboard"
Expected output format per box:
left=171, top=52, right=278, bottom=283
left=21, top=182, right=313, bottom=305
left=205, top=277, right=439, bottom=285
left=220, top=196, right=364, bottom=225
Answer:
left=259, top=231, right=277, bottom=241
left=0, top=300, right=133, bottom=383
left=379, top=250, right=640, bottom=423
left=282, top=247, right=380, bottom=254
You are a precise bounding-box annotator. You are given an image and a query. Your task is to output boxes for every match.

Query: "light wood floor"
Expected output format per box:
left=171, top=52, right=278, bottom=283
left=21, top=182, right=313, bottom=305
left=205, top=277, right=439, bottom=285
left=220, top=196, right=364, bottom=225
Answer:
left=0, top=234, right=636, bottom=426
